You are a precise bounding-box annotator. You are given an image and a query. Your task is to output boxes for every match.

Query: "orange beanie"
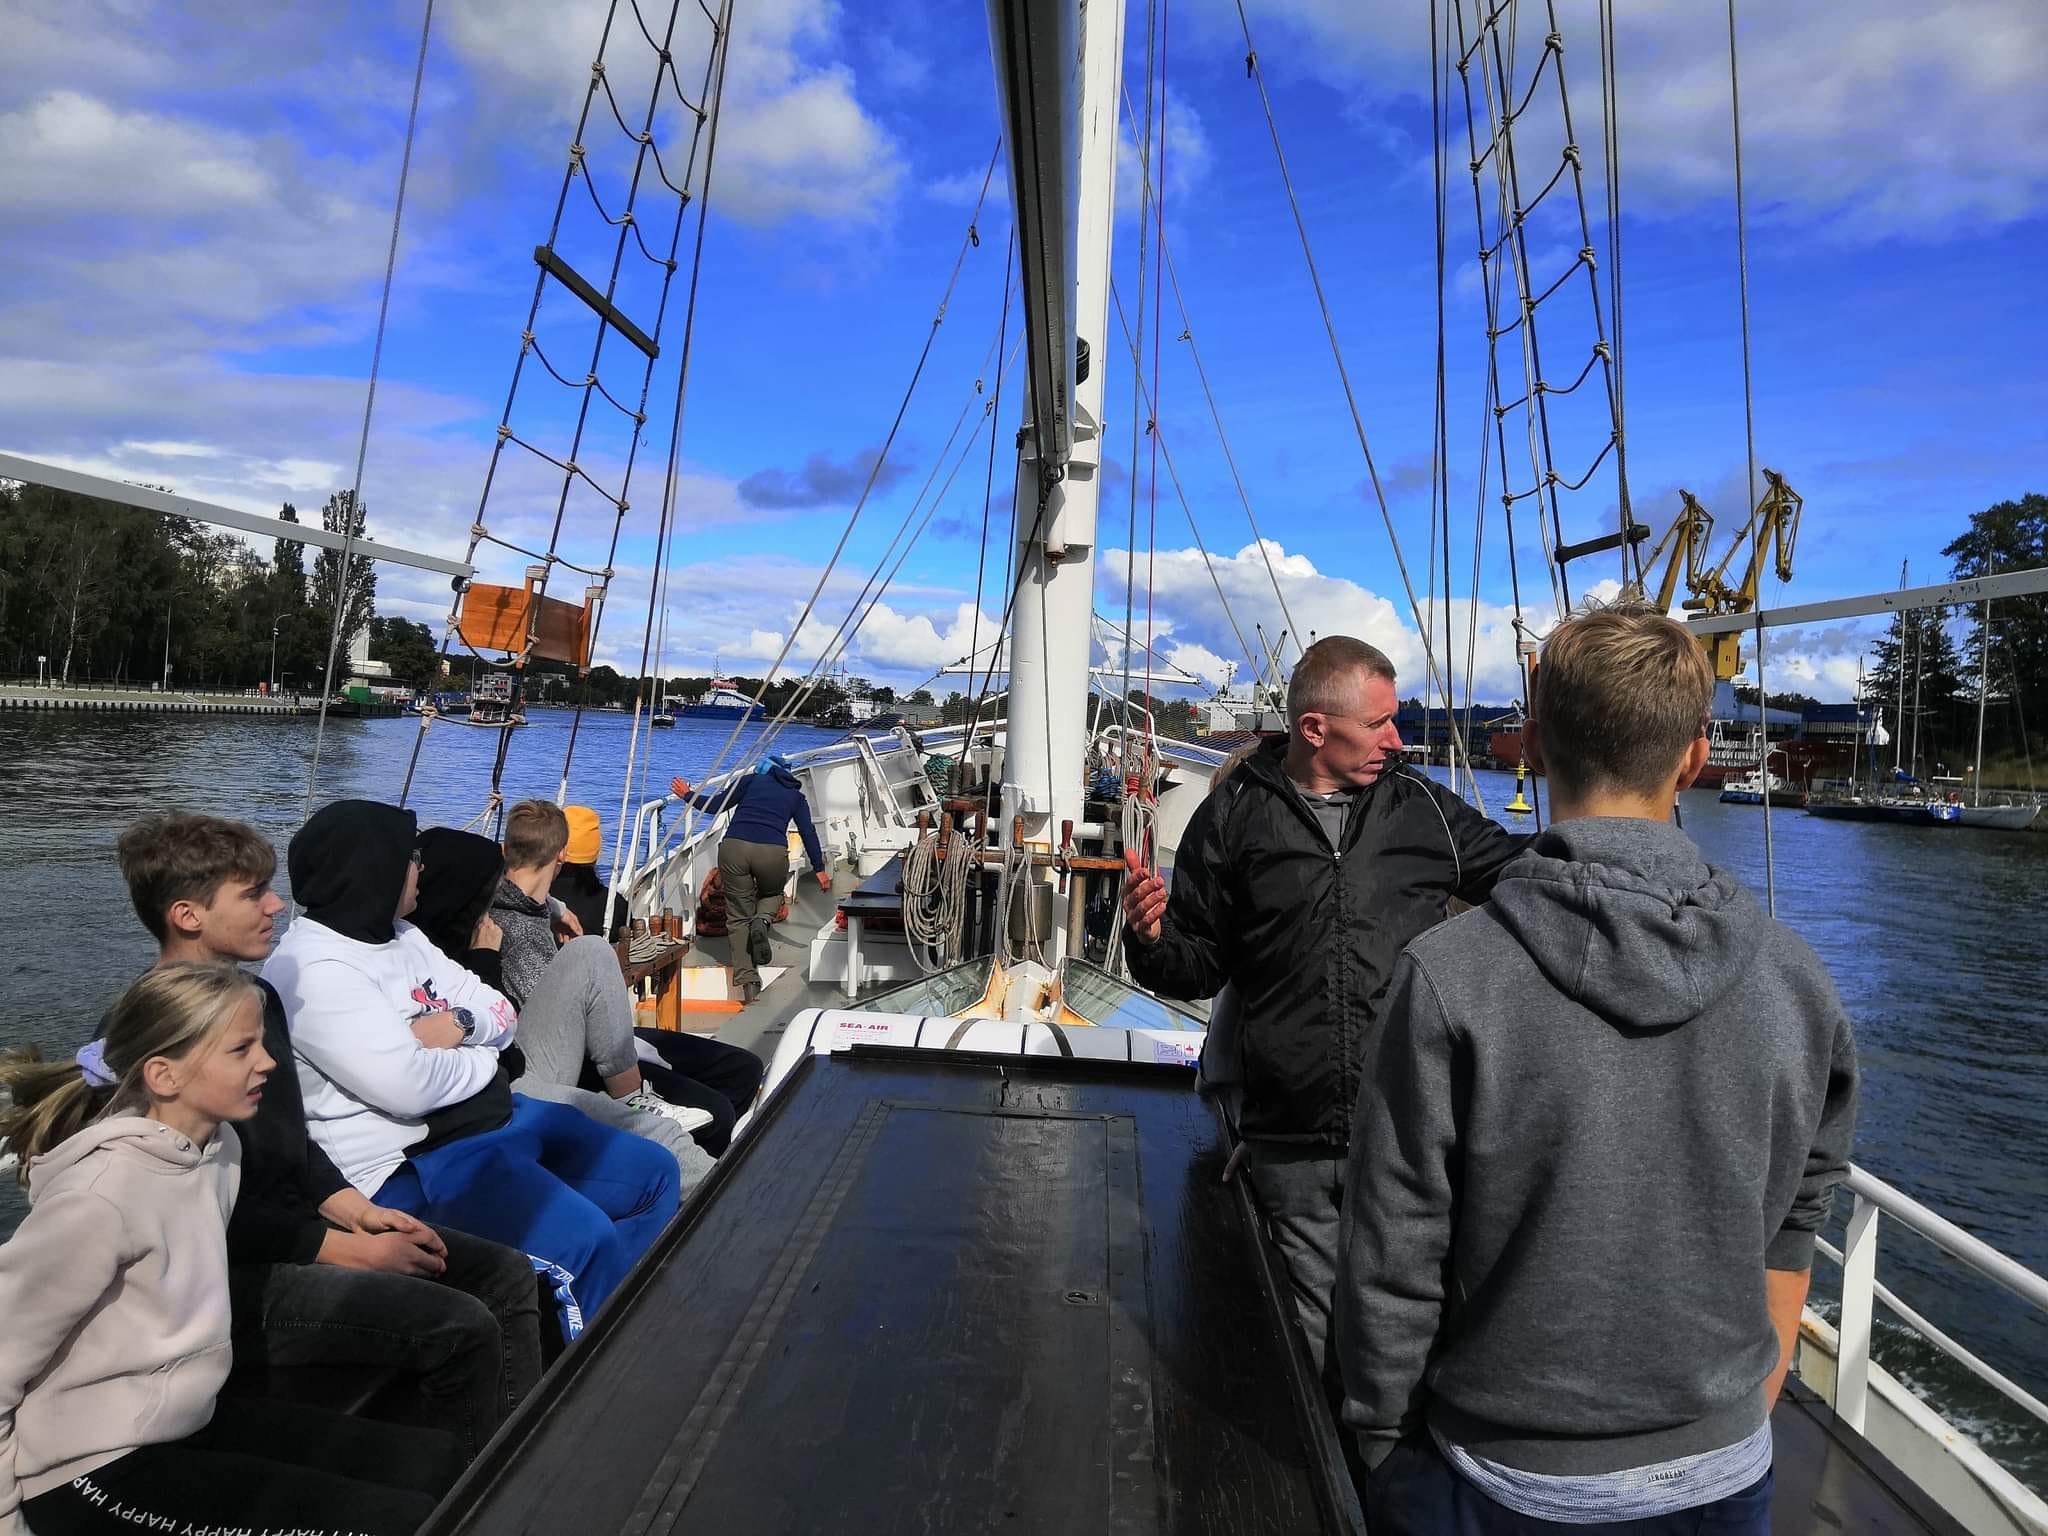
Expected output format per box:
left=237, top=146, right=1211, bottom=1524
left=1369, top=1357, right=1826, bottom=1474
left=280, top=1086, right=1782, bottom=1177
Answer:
left=562, top=805, right=602, bottom=865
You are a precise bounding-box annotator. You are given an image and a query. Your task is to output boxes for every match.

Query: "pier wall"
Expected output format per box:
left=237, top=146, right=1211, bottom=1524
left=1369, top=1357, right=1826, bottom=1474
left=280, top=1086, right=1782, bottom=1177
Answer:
left=0, top=688, right=306, bottom=717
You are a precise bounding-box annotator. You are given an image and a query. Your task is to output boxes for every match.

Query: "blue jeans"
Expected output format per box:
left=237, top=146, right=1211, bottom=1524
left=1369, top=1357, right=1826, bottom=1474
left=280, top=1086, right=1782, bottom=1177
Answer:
left=378, top=1095, right=679, bottom=1322
left=1365, top=1433, right=1774, bottom=1536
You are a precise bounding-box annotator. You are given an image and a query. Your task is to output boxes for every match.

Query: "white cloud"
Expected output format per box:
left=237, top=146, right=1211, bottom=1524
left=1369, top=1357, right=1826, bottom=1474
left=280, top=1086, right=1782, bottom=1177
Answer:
left=439, top=0, right=904, bottom=226
left=1248, top=0, right=2048, bottom=237
left=1116, top=88, right=1212, bottom=223
left=0, top=92, right=273, bottom=215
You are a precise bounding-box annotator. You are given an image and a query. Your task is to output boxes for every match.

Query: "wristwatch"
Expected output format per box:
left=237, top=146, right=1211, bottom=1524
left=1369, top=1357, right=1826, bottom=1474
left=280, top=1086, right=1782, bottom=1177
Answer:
left=452, top=1007, right=479, bottom=1042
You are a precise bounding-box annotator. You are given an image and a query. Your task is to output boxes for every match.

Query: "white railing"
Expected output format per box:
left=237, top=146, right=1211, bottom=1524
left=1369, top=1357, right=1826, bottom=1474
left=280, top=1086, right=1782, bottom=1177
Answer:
left=1819, top=1163, right=2048, bottom=1437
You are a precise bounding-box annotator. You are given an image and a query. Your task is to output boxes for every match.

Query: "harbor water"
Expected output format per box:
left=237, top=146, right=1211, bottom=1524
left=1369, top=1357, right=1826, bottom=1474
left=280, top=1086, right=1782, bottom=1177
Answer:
left=0, top=715, right=2043, bottom=1490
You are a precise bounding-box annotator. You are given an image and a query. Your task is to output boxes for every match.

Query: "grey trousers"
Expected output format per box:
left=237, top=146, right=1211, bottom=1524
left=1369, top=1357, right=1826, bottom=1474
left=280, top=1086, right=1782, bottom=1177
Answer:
left=508, top=936, right=714, bottom=1190
left=718, top=836, right=790, bottom=989
left=1242, top=1142, right=1346, bottom=1383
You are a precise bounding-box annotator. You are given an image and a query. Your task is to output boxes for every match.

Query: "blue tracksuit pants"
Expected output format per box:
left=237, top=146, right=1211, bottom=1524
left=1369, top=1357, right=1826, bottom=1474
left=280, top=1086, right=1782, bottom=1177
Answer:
left=378, top=1095, right=679, bottom=1320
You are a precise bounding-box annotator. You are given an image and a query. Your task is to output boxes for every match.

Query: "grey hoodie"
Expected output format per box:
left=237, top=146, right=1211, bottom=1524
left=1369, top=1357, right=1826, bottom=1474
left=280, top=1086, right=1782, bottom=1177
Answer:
left=0, top=1117, right=241, bottom=1531
left=1337, top=816, right=1856, bottom=1477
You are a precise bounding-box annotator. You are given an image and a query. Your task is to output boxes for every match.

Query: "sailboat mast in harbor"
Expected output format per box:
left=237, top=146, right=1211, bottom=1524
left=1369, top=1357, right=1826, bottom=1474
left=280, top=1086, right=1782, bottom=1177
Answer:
left=988, top=0, right=1125, bottom=962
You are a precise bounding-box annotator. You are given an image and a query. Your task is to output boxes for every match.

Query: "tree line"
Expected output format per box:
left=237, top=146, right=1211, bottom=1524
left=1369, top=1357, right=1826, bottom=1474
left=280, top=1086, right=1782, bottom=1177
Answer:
left=1853, top=493, right=2047, bottom=780
left=0, top=482, right=404, bottom=692
left=8, top=478, right=2039, bottom=767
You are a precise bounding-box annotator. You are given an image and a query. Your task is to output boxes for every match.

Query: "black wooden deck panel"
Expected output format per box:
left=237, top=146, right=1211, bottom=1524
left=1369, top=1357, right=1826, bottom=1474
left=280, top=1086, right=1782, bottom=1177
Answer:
left=425, top=1049, right=1355, bottom=1536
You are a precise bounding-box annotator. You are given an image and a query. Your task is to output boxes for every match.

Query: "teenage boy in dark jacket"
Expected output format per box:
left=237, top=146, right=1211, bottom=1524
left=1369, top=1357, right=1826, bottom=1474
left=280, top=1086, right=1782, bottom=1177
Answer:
left=114, top=813, right=543, bottom=1461
left=1120, top=635, right=1525, bottom=1376
left=1337, top=603, right=1857, bottom=1534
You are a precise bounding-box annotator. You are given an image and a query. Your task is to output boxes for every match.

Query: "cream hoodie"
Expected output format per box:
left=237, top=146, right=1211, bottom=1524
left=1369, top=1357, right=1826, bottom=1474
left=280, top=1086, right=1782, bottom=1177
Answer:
left=0, top=1116, right=241, bottom=1534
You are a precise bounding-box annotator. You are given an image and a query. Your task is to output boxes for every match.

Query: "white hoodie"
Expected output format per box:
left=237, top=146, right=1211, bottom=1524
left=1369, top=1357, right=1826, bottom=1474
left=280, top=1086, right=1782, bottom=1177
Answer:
left=0, top=1117, right=241, bottom=1533
left=263, top=917, right=518, bottom=1195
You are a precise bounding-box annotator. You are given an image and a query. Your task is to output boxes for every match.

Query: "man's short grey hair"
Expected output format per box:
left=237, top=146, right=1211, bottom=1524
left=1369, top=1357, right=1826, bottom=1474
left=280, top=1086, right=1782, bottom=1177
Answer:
left=1287, top=635, right=1397, bottom=727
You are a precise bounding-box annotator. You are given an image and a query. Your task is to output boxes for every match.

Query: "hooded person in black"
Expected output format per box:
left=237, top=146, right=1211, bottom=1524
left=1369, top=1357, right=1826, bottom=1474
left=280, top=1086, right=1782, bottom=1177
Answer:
left=288, top=799, right=419, bottom=946
left=413, top=827, right=514, bottom=996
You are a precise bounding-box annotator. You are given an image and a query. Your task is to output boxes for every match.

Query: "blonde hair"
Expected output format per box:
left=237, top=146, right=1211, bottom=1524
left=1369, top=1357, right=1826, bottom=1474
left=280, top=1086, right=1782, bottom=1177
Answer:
left=0, top=962, right=258, bottom=1182
left=1287, top=636, right=1396, bottom=729
left=1533, top=600, right=1713, bottom=797
left=503, top=798, right=570, bottom=872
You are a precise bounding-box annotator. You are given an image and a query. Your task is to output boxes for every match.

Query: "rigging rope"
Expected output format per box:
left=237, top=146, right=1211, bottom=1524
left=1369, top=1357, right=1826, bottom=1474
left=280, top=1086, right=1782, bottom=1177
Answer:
left=304, top=0, right=437, bottom=818
left=1122, top=0, right=1161, bottom=719
left=964, top=237, right=1017, bottom=792
left=1116, top=101, right=1304, bottom=661
left=1142, top=0, right=1172, bottom=761
left=1231, top=0, right=1483, bottom=809
left=396, top=0, right=725, bottom=824
left=719, top=278, right=1021, bottom=781
left=1108, top=285, right=1259, bottom=685
left=742, top=342, right=1019, bottom=773
left=690, top=140, right=1006, bottom=790
left=605, top=0, right=738, bottom=918
left=1726, top=0, right=1776, bottom=914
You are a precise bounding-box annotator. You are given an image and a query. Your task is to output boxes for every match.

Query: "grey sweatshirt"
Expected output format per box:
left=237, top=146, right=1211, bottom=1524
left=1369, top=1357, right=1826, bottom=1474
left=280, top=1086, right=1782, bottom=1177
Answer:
left=1337, top=815, right=1857, bottom=1477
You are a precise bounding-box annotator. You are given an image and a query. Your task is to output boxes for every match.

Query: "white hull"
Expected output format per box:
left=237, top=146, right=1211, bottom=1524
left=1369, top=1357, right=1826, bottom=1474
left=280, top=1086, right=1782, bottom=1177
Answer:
left=1958, top=804, right=2040, bottom=831
left=1796, top=1313, right=2048, bottom=1535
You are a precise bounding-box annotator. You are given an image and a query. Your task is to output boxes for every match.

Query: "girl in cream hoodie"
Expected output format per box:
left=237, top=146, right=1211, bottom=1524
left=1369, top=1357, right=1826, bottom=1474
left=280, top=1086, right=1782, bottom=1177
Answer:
left=0, top=963, right=449, bottom=1536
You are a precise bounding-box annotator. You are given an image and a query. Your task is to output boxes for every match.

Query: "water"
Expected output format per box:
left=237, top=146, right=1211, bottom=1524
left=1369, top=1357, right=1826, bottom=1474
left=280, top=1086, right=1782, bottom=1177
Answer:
left=3, top=720, right=2045, bottom=1489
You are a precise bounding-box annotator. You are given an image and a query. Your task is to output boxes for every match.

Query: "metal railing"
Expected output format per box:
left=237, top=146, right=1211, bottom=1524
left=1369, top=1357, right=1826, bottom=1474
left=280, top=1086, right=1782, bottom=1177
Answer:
left=1818, top=1164, right=2048, bottom=1437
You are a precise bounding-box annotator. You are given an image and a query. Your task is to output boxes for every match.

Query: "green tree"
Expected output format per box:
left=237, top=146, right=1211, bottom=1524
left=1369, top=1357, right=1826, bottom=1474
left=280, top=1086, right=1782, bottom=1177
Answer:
left=908, top=688, right=935, bottom=706
left=307, top=490, right=379, bottom=686
left=1944, top=493, right=2048, bottom=765
left=368, top=615, right=443, bottom=690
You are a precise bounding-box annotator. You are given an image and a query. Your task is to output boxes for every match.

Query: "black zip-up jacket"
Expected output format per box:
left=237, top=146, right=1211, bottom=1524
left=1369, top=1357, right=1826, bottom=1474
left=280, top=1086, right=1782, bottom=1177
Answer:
left=1126, top=739, right=1528, bottom=1145
left=230, top=978, right=355, bottom=1265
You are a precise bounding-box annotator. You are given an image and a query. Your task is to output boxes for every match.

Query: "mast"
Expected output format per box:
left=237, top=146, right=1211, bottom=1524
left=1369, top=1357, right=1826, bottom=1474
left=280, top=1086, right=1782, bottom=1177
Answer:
left=1893, top=559, right=1909, bottom=775
left=988, top=0, right=1124, bottom=962
left=1973, top=598, right=1992, bottom=807
left=1852, top=657, right=1865, bottom=790
left=1908, top=607, right=1924, bottom=780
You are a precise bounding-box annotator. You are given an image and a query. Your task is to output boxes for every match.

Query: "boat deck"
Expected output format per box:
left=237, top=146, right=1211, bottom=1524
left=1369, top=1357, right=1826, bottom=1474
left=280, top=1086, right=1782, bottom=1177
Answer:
left=596, top=872, right=1974, bottom=1536
left=674, top=864, right=891, bottom=1059
left=425, top=1049, right=1359, bottom=1535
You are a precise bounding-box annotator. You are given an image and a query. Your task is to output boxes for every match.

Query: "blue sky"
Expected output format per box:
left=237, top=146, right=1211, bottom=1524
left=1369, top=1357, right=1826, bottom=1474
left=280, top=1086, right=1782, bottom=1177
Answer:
left=4, top=0, right=2043, bottom=705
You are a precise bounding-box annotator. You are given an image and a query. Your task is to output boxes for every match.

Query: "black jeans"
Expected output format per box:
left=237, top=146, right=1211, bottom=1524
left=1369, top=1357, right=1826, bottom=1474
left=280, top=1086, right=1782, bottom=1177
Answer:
left=578, top=1028, right=764, bottom=1156
left=20, top=1396, right=459, bottom=1536
left=1364, top=1432, right=1775, bottom=1535
left=228, top=1224, right=544, bottom=1460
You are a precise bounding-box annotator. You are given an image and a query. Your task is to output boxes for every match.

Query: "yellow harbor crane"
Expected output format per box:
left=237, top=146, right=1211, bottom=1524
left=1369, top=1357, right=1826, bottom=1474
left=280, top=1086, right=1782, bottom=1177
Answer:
left=1640, top=469, right=1802, bottom=680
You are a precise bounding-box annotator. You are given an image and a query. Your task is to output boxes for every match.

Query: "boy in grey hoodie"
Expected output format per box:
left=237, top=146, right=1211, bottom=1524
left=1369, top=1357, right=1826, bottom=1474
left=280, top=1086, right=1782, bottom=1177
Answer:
left=1336, top=602, right=1857, bottom=1534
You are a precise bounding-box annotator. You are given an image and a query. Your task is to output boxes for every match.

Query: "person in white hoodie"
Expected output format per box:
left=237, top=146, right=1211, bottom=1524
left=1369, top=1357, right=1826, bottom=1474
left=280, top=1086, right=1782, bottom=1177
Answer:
left=0, top=963, right=455, bottom=1536
left=264, top=799, right=681, bottom=1323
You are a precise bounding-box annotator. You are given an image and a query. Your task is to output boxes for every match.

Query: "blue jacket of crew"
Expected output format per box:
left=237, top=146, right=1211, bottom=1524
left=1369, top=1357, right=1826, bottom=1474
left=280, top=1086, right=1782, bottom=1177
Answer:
left=683, top=758, right=826, bottom=874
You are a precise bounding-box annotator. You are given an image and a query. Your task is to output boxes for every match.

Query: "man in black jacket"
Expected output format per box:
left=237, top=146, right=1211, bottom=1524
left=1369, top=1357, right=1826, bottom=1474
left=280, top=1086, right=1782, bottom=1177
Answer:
left=116, top=813, right=543, bottom=1461
left=1121, top=636, right=1524, bottom=1377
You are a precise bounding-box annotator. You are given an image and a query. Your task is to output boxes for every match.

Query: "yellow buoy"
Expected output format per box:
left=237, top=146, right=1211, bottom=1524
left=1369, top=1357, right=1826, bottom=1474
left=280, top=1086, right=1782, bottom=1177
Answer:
left=1506, top=758, right=1534, bottom=815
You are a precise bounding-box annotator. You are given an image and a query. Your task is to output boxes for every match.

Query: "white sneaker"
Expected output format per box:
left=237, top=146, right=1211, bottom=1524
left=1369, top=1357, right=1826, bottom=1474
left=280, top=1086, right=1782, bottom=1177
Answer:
left=623, top=1090, right=714, bottom=1134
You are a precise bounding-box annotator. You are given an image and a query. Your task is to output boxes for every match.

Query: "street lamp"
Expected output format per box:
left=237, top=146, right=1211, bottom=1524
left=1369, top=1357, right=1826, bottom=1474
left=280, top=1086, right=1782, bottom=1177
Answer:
left=270, top=617, right=282, bottom=696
